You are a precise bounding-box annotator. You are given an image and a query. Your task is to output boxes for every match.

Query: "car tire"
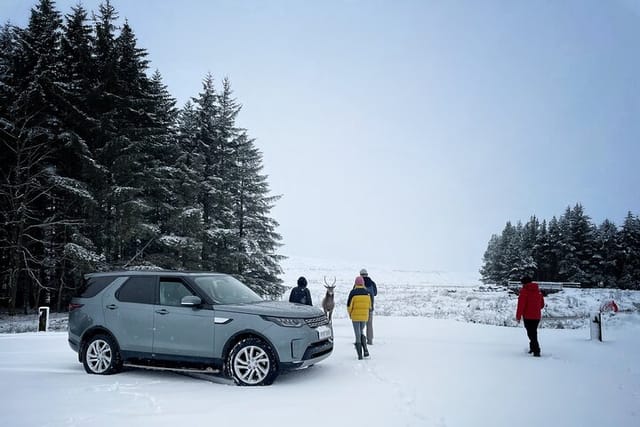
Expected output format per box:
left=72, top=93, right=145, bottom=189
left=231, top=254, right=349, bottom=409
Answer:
left=226, top=337, right=278, bottom=386
left=82, top=334, right=122, bottom=375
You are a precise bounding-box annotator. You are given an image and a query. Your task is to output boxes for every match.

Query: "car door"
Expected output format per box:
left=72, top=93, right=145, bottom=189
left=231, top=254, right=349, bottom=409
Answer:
left=152, top=277, right=215, bottom=359
left=102, top=275, right=156, bottom=354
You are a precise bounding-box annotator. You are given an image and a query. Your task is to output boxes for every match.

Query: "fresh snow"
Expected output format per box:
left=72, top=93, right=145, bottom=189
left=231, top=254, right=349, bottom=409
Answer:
left=0, top=255, right=639, bottom=427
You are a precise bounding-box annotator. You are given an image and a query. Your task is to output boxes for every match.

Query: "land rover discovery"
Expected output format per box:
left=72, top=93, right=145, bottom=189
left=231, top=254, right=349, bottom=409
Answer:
left=68, top=271, right=333, bottom=386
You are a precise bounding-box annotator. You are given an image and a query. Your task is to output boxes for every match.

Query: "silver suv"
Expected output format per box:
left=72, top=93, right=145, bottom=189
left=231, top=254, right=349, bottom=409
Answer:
left=68, top=271, right=333, bottom=386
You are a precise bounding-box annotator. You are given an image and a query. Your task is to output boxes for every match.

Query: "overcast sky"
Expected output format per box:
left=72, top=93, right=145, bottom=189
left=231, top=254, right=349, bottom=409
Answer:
left=3, top=0, right=640, bottom=275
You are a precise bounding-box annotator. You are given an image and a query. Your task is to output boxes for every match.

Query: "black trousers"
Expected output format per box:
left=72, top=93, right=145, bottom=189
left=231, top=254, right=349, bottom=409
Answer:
left=523, top=318, right=541, bottom=355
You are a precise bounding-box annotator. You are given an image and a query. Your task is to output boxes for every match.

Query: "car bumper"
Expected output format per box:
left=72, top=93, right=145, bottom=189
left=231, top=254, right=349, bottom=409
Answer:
left=68, top=336, right=79, bottom=353
left=280, top=335, right=333, bottom=370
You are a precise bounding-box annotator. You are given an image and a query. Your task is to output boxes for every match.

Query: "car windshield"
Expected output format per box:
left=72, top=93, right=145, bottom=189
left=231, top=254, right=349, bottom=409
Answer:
left=194, top=275, right=263, bottom=305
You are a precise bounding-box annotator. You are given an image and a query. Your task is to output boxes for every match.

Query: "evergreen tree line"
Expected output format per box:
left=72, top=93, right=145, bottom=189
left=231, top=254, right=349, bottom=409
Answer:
left=480, top=204, right=640, bottom=289
left=0, top=0, right=285, bottom=314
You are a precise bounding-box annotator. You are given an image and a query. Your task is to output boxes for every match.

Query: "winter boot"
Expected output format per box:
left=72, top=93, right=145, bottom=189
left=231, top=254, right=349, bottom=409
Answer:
left=361, top=335, right=369, bottom=357
left=532, top=342, right=541, bottom=357
left=355, top=342, right=363, bottom=360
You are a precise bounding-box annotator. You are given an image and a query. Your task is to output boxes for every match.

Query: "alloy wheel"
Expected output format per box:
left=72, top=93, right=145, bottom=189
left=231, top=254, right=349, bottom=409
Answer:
left=86, top=339, right=113, bottom=374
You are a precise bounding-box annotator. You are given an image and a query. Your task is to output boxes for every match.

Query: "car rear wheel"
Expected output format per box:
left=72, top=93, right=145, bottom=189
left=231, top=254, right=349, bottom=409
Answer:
left=227, top=337, right=278, bottom=386
left=83, top=334, right=122, bottom=375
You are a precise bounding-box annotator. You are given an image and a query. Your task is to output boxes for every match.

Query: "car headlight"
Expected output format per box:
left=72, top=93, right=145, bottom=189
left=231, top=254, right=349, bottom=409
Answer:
left=263, top=316, right=305, bottom=328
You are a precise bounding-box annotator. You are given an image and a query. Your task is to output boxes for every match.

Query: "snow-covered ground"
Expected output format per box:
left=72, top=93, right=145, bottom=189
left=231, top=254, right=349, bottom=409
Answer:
left=0, top=255, right=639, bottom=426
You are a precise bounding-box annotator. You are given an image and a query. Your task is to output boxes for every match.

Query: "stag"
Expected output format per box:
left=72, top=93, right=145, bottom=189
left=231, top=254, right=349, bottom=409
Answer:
left=322, top=276, right=336, bottom=323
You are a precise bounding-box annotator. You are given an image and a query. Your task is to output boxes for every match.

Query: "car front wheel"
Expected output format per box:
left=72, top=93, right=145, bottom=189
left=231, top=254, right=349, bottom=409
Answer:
left=82, top=334, right=121, bottom=375
left=227, top=337, right=278, bottom=386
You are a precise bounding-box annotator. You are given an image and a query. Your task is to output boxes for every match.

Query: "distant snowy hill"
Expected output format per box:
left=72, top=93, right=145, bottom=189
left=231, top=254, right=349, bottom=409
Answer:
left=280, top=255, right=640, bottom=328
left=280, top=254, right=481, bottom=287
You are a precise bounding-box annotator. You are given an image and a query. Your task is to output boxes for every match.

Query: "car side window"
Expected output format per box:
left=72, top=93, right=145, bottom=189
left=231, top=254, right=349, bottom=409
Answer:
left=159, top=279, right=195, bottom=306
left=116, top=276, right=156, bottom=304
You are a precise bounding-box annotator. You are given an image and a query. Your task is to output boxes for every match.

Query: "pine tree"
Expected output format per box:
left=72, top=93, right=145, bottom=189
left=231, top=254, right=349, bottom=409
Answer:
left=617, top=212, right=640, bottom=289
left=497, top=222, right=521, bottom=284
left=592, top=219, right=620, bottom=288
left=166, top=100, right=205, bottom=270
left=192, top=74, right=223, bottom=270
left=480, top=234, right=500, bottom=284
left=230, top=130, right=284, bottom=297
left=49, top=4, right=106, bottom=309
left=557, top=204, right=597, bottom=285
left=519, top=216, right=540, bottom=277
left=90, top=8, right=158, bottom=266
left=0, top=0, right=71, bottom=313
left=532, top=219, right=556, bottom=281
left=139, top=70, right=191, bottom=269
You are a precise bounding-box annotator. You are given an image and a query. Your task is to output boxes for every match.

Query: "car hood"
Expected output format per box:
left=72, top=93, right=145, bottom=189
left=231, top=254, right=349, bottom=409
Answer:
left=215, top=300, right=325, bottom=318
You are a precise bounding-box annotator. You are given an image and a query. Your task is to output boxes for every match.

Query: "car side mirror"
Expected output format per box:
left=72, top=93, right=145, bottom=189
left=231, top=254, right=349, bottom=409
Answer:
left=181, top=295, right=202, bottom=307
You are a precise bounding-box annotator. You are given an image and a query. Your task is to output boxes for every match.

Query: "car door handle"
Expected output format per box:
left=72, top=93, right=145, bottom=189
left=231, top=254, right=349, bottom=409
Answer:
left=155, top=309, right=169, bottom=315
left=106, top=304, right=117, bottom=310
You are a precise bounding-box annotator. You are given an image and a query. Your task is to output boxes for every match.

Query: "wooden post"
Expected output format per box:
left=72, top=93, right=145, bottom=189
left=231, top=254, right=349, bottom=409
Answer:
left=589, top=312, right=602, bottom=341
left=38, top=306, right=49, bottom=332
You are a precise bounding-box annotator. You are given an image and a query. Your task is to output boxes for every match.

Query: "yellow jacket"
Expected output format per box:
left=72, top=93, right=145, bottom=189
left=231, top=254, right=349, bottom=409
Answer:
left=347, top=284, right=371, bottom=322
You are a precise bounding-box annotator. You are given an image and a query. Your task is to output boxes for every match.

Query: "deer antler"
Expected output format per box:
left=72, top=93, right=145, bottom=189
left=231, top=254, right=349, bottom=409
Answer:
left=323, top=276, right=336, bottom=287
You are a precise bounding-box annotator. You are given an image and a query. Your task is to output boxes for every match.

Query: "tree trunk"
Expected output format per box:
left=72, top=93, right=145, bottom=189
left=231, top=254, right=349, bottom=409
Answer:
left=8, top=268, right=18, bottom=316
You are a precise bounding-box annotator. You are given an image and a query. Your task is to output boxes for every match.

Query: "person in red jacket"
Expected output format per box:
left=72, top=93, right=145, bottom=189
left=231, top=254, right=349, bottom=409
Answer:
left=516, top=276, right=545, bottom=357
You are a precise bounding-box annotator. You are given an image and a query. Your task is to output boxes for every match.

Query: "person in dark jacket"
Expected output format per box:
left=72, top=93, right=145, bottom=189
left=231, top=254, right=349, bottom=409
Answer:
left=289, top=276, right=312, bottom=306
left=360, top=268, right=377, bottom=345
left=516, top=276, right=545, bottom=357
left=347, top=275, right=371, bottom=360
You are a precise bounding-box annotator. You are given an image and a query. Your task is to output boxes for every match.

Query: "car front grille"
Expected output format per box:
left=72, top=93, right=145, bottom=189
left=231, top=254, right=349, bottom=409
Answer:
left=304, top=315, right=329, bottom=328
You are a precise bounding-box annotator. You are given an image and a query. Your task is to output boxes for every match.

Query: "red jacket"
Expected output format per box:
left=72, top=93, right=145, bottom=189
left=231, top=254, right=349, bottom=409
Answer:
left=516, top=282, right=545, bottom=320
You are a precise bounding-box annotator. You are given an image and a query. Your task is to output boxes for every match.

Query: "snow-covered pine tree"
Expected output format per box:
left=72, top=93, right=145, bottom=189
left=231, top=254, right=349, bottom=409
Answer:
left=518, top=216, right=540, bottom=277
left=0, top=24, right=19, bottom=282
left=84, top=0, right=121, bottom=265
left=221, top=79, right=284, bottom=297
left=501, top=221, right=525, bottom=283
left=545, top=216, right=564, bottom=281
left=557, top=204, right=597, bottom=285
left=617, top=211, right=640, bottom=289
left=532, top=219, right=556, bottom=281
left=165, top=100, right=206, bottom=270
left=184, top=76, right=284, bottom=297
left=479, top=234, right=501, bottom=284
left=50, top=4, right=107, bottom=309
left=0, top=0, right=70, bottom=313
left=89, top=8, right=160, bottom=267
left=203, top=76, right=238, bottom=274
left=191, top=74, right=225, bottom=271
left=592, top=219, right=620, bottom=288
left=138, top=70, right=192, bottom=269
left=480, top=221, right=523, bottom=285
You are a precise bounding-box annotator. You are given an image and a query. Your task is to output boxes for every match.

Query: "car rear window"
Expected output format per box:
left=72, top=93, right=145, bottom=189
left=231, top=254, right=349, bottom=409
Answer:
left=79, top=276, right=118, bottom=298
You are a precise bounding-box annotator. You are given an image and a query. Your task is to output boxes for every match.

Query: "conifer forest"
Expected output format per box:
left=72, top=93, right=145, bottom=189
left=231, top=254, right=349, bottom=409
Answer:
left=480, top=204, right=640, bottom=289
left=0, top=0, right=284, bottom=314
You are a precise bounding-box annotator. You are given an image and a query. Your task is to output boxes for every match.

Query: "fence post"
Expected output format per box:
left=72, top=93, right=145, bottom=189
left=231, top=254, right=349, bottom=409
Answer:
left=589, top=312, right=602, bottom=341
left=38, top=306, right=50, bottom=332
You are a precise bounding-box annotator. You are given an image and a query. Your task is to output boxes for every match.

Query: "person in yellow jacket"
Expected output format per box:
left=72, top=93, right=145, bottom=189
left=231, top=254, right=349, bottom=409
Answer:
left=347, top=276, right=372, bottom=359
